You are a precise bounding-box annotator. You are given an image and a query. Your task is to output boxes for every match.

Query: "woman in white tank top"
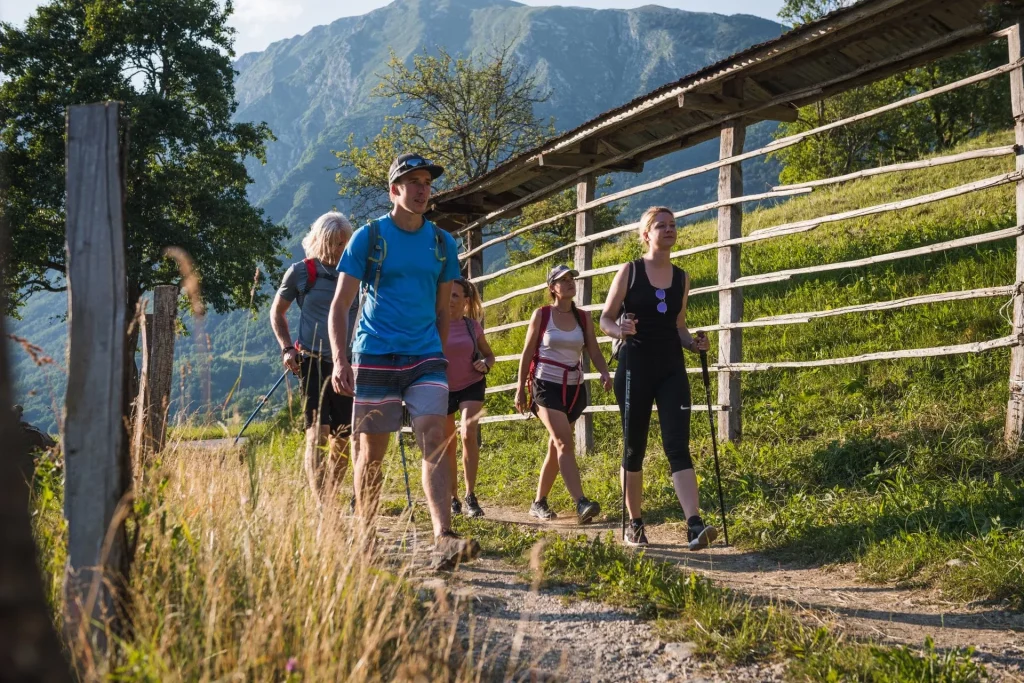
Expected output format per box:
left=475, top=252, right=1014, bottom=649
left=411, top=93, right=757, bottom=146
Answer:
left=514, top=264, right=612, bottom=524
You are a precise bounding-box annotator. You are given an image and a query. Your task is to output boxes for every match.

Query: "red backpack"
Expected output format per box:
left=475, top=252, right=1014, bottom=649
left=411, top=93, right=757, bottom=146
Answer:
left=527, top=305, right=586, bottom=413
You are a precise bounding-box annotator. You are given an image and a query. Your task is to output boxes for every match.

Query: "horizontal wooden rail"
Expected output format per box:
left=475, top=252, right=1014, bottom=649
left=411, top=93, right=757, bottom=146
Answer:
left=714, top=335, right=1019, bottom=371
left=473, top=335, right=1017, bottom=427
left=485, top=285, right=1015, bottom=342
left=477, top=402, right=729, bottom=425
left=696, top=285, right=1016, bottom=332
left=689, top=225, right=1024, bottom=297
left=751, top=171, right=1022, bottom=240
left=459, top=45, right=1015, bottom=256
left=470, top=187, right=810, bottom=284
left=773, top=146, right=1017, bottom=192
left=481, top=172, right=1022, bottom=310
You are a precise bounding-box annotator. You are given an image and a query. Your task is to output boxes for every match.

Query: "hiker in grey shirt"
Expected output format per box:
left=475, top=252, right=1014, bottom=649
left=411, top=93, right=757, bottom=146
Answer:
left=271, top=211, right=359, bottom=505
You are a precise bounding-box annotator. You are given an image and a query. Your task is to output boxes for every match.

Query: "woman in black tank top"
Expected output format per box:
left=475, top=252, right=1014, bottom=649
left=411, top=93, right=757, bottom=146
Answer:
left=600, top=206, right=718, bottom=551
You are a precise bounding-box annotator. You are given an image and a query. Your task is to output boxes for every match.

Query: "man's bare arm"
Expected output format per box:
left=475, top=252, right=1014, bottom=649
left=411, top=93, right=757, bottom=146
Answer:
left=329, top=274, right=361, bottom=365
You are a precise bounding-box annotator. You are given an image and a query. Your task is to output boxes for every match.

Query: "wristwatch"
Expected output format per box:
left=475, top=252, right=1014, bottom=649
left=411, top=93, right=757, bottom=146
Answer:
left=282, top=345, right=297, bottom=357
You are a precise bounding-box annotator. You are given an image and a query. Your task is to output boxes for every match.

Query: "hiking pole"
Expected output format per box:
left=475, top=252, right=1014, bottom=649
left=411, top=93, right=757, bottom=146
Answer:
left=620, top=314, right=635, bottom=544
left=234, top=370, right=288, bottom=445
left=697, top=333, right=729, bottom=546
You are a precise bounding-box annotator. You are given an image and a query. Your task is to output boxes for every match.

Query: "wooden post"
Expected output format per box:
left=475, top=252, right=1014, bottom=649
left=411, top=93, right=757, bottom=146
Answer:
left=1006, top=21, right=1024, bottom=448
left=717, top=81, right=745, bottom=443
left=465, top=227, right=484, bottom=282
left=62, top=102, right=129, bottom=651
left=575, top=170, right=597, bottom=456
left=147, top=285, right=178, bottom=454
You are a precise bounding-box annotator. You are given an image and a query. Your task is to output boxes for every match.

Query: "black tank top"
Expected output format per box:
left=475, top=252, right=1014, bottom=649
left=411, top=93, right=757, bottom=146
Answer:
left=622, top=259, right=685, bottom=356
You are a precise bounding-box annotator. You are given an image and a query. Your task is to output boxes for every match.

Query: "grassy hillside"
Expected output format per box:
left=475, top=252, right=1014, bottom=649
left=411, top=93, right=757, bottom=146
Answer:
left=454, top=129, right=1024, bottom=606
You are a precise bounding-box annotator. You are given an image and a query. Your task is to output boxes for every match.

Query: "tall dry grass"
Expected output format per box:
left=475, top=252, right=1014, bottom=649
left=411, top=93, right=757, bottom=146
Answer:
left=40, top=434, right=487, bottom=682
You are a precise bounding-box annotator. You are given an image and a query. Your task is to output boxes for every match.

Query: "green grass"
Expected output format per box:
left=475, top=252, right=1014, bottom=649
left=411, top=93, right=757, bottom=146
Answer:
left=440, top=129, right=1024, bottom=607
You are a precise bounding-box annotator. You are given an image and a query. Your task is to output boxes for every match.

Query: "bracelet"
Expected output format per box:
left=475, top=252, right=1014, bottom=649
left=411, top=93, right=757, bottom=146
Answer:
left=281, top=346, right=296, bottom=356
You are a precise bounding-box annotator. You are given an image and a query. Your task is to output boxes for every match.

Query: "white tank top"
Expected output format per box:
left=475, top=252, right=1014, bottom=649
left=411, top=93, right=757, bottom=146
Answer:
left=535, top=311, right=584, bottom=385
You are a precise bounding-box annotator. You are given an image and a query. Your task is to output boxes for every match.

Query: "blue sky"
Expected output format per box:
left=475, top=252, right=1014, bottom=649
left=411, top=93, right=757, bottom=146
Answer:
left=1, top=0, right=786, bottom=55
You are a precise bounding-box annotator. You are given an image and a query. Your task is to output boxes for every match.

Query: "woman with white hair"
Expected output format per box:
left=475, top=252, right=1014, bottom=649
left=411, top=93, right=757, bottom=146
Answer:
left=271, top=211, right=359, bottom=506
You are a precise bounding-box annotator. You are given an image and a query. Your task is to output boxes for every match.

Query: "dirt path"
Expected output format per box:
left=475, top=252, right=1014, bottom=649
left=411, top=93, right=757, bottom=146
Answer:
left=459, top=506, right=1024, bottom=680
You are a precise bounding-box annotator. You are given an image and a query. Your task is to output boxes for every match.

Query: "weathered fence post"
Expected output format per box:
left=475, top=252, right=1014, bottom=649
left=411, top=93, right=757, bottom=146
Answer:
left=717, top=80, right=745, bottom=443
left=575, top=170, right=596, bottom=455
left=62, top=102, right=130, bottom=653
left=146, top=285, right=178, bottom=454
left=1005, top=21, right=1024, bottom=448
left=465, top=228, right=484, bottom=282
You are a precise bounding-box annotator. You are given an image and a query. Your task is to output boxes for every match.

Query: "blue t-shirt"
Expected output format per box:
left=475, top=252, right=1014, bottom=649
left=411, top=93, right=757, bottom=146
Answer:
left=338, top=214, right=461, bottom=355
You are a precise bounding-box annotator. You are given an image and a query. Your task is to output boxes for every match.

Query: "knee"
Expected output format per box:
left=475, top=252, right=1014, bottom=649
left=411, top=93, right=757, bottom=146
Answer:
left=551, top=437, right=573, bottom=459
left=624, top=448, right=644, bottom=473
left=420, top=425, right=448, bottom=463
left=460, top=421, right=478, bottom=442
left=667, top=449, right=693, bottom=474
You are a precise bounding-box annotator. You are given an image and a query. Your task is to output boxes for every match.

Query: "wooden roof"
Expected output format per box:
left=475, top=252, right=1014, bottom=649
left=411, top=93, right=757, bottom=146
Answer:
left=429, top=0, right=1014, bottom=230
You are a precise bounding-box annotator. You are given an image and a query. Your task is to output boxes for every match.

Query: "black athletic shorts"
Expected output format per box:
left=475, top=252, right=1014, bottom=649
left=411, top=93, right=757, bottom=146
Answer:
left=530, top=378, right=588, bottom=424
left=447, top=377, right=486, bottom=416
left=299, top=355, right=352, bottom=436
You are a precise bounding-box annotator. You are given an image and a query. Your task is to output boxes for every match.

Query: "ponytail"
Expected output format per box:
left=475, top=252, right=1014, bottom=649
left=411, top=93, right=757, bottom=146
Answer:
left=455, top=277, right=484, bottom=323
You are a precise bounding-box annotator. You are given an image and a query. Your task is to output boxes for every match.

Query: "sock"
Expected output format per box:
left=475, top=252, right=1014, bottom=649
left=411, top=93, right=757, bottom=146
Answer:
left=687, top=515, right=704, bottom=528
left=631, top=518, right=643, bottom=528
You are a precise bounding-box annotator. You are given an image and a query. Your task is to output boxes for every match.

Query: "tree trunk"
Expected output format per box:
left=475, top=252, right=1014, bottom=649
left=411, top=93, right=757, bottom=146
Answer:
left=0, top=151, right=73, bottom=681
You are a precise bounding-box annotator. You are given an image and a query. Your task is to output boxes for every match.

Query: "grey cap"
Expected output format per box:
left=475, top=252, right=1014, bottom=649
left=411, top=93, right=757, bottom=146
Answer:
left=546, top=264, right=579, bottom=285
left=388, top=153, right=444, bottom=186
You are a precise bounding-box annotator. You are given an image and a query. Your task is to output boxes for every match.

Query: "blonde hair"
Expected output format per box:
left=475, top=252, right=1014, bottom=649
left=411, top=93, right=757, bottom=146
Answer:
left=302, top=212, right=353, bottom=264
left=454, top=277, right=483, bottom=322
left=638, top=206, right=674, bottom=245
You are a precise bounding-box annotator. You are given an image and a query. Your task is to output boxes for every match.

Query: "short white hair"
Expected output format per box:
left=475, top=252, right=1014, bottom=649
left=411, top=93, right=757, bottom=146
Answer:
left=301, top=212, right=353, bottom=262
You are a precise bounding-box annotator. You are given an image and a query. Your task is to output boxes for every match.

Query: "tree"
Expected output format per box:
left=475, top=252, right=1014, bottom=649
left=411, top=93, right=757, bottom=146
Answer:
left=0, top=0, right=287, bottom=317
left=506, top=180, right=623, bottom=264
left=772, top=0, right=1009, bottom=184
left=334, top=42, right=554, bottom=223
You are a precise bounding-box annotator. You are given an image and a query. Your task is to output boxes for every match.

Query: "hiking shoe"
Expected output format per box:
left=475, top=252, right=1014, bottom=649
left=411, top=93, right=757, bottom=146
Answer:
left=687, top=518, right=719, bottom=551
left=623, top=521, right=649, bottom=547
left=576, top=496, right=601, bottom=525
left=430, top=530, right=481, bottom=571
left=451, top=497, right=462, bottom=516
left=465, top=493, right=484, bottom=518
left=529, top=498, right=557, bottom=521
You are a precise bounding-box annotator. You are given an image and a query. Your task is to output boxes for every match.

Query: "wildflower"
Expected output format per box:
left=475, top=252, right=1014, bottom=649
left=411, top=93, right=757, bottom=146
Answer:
left=286, top=657, right=299, bottom=674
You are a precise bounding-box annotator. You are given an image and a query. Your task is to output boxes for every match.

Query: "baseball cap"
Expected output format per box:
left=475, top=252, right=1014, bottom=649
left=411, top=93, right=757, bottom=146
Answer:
left=388, top=153, right=445, bottom=186
left=546, top=264, right=579, bottom=285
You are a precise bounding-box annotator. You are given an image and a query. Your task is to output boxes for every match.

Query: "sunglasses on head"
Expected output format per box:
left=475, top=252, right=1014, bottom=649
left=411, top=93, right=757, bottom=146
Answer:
left=401, top=157, right=433, bottom=170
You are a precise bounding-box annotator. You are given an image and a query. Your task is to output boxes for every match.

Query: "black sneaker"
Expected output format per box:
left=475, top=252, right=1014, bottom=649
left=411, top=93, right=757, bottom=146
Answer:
left=465, top=492, right=484, bottom=518
left=430, top=530, right=481, bottom=571
left=576, top=496, right=601, bottom=524
left=451, top=497, right=462, bottom=516
left=623, top=520, right=649, bottom=547
left=687, top=517, right=719, bottom=551
left=529, top=498, right=557, bottom=520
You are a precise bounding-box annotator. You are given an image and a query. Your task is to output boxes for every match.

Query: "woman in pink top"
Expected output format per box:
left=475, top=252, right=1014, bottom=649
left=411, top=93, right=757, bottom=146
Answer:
left=444, top=277, right=495, bottom=518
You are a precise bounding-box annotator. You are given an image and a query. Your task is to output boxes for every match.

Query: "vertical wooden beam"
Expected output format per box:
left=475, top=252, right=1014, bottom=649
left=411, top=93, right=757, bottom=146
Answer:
left=62, top=102, right=128, bottom=650
left=717, top=81, right=745, bottom=443
left=147, top=285, right=178, bottom=454
left=1005, top=21, right=1024, bottom=448
left=575, top=170, right=597, bottom=456
left=465, top=227, right=484, bottom=278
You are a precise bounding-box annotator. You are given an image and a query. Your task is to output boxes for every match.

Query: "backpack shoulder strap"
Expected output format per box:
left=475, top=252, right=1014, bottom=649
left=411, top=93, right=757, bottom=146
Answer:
left=363, top=219, right=384, bottom=293
left=302, top=258, right=318, bottom=296
left=433, top=224, right=447, bottom=283
left=464, top=317, right=479, bottom=357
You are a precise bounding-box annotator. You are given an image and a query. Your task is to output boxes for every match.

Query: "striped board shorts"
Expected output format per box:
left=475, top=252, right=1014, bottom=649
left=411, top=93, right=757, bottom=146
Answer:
left=351, top=353, right=449, bottom=433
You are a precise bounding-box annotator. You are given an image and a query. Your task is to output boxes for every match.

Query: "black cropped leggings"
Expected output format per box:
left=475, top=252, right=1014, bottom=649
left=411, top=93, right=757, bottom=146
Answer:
left=614, top=349, right=693, bottom=474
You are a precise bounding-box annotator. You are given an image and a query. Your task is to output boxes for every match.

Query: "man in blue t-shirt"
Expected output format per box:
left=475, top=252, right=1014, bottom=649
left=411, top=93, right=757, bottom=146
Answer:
left=328, top=153, right=479, bottom=569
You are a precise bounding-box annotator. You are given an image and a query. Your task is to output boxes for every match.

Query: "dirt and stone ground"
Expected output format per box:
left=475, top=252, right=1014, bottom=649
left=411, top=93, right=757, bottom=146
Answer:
left=397, top=506, right=1024, bottom=682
